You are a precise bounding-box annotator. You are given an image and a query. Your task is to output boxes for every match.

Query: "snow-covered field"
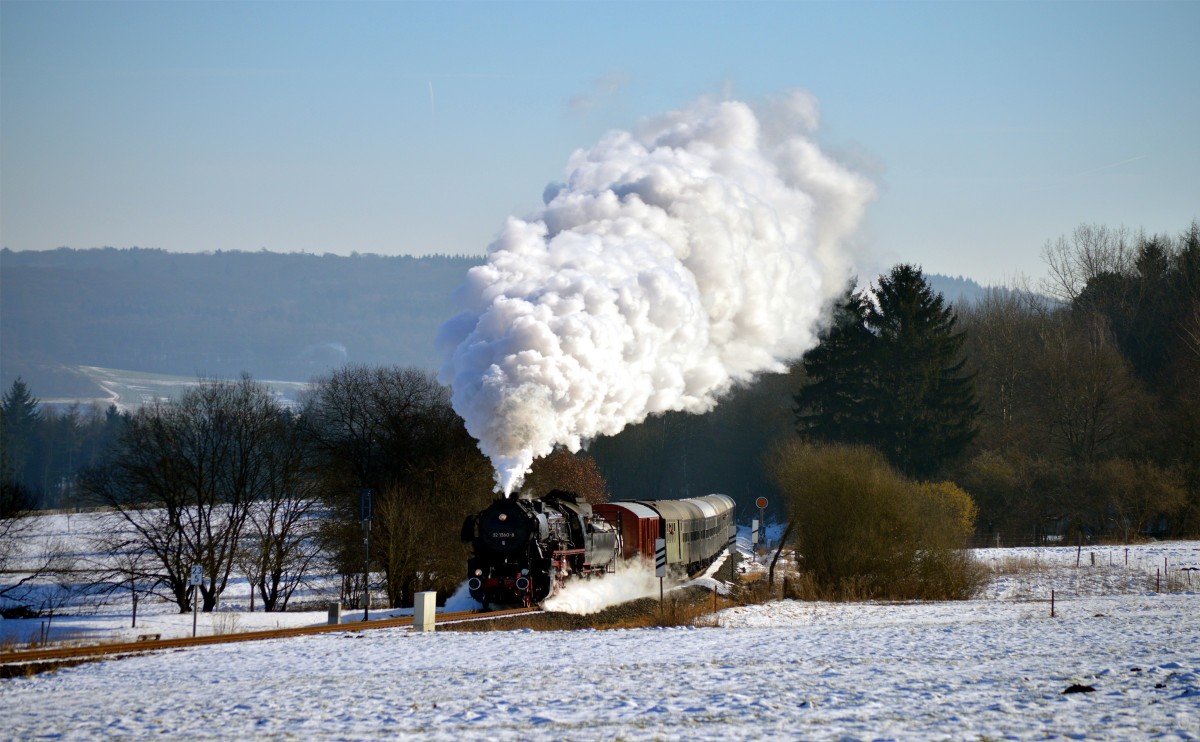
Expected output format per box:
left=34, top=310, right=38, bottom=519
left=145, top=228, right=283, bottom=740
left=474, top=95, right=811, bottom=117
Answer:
left=0, top=510, right=481, bottom=645
left=3, top=514, right=1199, bottom=740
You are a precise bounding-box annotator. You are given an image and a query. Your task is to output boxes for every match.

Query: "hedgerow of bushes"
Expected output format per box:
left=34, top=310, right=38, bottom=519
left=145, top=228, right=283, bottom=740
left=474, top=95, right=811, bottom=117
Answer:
left=769, top=441, right=986, bottom=601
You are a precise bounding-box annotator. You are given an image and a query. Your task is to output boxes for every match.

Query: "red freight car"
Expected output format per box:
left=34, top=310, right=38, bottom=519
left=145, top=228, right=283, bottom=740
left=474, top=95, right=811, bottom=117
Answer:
left=592, top=501, right=660, bottom=562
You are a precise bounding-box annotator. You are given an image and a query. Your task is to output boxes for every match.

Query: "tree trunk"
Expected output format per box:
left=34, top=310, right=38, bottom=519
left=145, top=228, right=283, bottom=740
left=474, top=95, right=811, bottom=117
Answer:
left=767, top=520, right=795, bottom=593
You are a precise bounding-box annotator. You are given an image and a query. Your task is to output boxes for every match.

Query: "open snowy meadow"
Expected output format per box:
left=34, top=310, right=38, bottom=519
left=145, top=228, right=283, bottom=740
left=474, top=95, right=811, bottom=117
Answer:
left=2, top=514, right=1198, bottom=740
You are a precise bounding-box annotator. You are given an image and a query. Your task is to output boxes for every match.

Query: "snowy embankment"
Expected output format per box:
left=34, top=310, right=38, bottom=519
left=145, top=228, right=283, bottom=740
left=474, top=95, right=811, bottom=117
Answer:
left=2, top=513, right=1198, bottom=740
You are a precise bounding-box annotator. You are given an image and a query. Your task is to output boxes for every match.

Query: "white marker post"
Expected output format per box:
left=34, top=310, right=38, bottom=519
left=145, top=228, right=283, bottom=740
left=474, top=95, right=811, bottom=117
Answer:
left=655, top=538, right=667, bottom=603
left=413, top=591, right=436, bottom=632
left=189, top=564, right=203, bottom=638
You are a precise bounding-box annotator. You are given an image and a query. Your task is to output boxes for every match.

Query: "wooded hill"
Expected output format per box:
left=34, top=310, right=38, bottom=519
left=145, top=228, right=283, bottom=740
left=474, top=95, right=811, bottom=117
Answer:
left=0, top=247, right=988, bottom=401
left=0, top=248, right=483, bottom=398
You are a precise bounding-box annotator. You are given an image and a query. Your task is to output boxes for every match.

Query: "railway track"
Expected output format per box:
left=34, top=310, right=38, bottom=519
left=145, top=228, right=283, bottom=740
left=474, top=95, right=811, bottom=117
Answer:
left=0, top=606, right=539, bottom=673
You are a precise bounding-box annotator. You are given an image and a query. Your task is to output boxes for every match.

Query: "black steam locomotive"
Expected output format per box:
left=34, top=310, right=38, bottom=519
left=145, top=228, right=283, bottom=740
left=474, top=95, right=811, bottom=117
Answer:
left=460, top=490, right=618, bottom=608
left=461, top=490, right=736, bottom=608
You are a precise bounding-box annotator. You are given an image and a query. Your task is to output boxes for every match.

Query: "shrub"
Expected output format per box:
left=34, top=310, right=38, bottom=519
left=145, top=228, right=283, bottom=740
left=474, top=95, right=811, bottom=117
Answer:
left=769, top=441, right=986, bottom=600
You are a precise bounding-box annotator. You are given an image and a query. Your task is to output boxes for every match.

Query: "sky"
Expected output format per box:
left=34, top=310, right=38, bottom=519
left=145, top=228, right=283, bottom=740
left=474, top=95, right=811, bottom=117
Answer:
left=2, top=1, right=1197, bottom=285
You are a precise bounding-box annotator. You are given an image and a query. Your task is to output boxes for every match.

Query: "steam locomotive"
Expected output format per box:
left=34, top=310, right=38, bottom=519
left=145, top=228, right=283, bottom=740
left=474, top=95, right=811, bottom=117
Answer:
left=461, top=490, right=736, bottom=608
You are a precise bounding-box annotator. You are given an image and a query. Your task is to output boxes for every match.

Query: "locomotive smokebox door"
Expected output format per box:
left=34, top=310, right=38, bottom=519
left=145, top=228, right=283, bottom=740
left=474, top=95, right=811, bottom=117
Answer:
left=478, top=498, right=531, bottom=555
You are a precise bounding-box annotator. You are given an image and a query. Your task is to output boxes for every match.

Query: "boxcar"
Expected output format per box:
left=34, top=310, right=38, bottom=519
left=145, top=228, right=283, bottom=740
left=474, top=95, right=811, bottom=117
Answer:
left=592, top=501, right=660, bottom=562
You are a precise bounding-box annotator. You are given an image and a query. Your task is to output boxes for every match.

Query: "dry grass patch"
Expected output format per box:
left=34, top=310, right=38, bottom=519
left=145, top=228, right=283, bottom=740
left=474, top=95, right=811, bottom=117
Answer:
left=440, top=587, right=730, bottom=632
left=986, top=554, right=1048, bottom=576
left=0, top=656, right=110, bottom=679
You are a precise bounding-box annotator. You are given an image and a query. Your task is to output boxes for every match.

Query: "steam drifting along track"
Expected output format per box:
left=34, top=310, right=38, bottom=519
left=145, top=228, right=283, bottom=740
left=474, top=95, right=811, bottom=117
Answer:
left=0, top=607, right=539, bottom=673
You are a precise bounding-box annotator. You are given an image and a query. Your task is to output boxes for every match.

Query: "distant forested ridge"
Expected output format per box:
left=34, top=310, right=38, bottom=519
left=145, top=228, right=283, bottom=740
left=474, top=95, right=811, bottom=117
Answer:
left=925, top=274, right=995, bottom=308
left=0, top=248, right=484, bottom=395
left=0, top=246, right=993, bottom=402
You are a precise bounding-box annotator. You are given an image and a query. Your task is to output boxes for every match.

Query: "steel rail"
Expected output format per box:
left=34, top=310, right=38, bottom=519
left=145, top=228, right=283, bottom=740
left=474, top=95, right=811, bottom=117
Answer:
left=0, top=606, right=539, bottom=668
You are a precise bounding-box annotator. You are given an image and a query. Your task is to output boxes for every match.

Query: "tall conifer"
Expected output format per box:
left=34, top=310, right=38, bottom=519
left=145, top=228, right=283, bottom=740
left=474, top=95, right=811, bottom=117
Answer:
left=1, top=378, right=42, bottom=489
left=795, top=265, right=978, bottom=478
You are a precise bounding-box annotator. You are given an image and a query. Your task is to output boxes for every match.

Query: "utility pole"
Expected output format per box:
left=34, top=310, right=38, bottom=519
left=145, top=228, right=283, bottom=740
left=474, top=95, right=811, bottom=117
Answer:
left=361, top=488, right=373, bottom=621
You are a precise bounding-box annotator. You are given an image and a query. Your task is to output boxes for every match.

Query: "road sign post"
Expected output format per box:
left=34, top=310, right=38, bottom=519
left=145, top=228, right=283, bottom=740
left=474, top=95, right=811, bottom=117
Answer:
left=756, top=497, right=768, bottom=554
left=189, top=564, right=202, bottom=637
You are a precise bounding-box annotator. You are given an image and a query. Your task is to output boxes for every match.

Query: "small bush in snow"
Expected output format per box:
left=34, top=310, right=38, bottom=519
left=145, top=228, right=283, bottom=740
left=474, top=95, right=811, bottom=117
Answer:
left=769, top=441, right=986, bottom=601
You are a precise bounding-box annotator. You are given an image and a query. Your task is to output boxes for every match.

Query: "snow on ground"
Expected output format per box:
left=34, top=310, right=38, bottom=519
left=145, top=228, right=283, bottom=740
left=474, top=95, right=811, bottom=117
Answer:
left=2, top=513, right=1199, bottom=740
left=3, top=588, right=1197, bottom=740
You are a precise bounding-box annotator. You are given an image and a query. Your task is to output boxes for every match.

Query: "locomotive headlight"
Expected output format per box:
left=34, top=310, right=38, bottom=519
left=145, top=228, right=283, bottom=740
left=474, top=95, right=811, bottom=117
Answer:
left=474, top=569, right=483, bottom=576
left=498, top=513, right=508, bottom=521
left=521, top=569, right=529, bottom=576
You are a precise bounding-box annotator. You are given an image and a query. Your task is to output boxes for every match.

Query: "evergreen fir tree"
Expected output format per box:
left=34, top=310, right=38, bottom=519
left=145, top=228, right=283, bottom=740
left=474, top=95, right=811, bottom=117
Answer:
left=795, top=265, right=978, bottom=478
left=793, top=291, right=879, bottom=447
left=1, top=378, right=42, bottom=490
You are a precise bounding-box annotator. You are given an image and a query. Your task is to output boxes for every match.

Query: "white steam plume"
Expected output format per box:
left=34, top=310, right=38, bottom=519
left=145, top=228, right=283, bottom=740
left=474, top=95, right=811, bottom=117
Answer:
left=542, top=559, right=662, bottom=615
left=438, top=92, right=874, bottom=494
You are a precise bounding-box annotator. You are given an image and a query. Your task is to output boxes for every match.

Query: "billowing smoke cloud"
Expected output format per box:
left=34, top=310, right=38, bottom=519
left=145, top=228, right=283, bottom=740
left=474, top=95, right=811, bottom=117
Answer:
left=438, top=92, right=874, bottom=494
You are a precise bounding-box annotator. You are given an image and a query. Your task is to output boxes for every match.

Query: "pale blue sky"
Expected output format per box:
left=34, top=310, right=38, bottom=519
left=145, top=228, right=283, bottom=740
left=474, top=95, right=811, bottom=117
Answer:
left=2, top=1, right=1197, bottom=284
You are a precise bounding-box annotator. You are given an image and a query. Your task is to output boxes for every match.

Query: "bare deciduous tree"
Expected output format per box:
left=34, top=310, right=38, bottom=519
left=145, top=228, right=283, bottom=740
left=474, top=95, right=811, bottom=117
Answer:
left=0, top=481, right=35, bottom=592
left=82, top=376, right=285, bottom=612
left=1040, top=223, right=1134, bottom=303
left=1030, top=314, right=1149, bottom=466
left=303, top=366, right=493, bottom=607
left=521, top=448, right=610, bottom=504
left=300, top=365, right=444, bottom=491
left=239, top=415, right=323, bottom=612
left=0, top=488, right=77, bottom=615
left=960, top=286, right=1051, bottom=452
